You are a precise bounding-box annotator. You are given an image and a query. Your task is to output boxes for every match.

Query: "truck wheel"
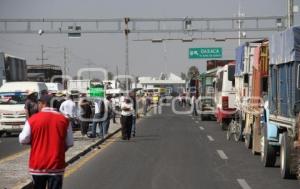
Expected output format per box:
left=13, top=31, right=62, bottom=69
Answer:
left=0, top=131, right=4, bottom=137
left=261, top=125, right=276, bottom=167
left=221, top=121, right=228, bottom=131
left=245, top=127, right=252, bottom=149
left=280, top=132, right=297, bottom=179
left=238, top=118, right=245, bottom=142
left=226, top=121, right=233, bottom=141
left=233, top=121, right=242, bottom=142
left=200, top=115, right=204, bottom=121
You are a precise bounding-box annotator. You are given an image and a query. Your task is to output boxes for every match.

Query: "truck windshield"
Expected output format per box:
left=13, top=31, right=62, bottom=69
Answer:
left=0, top=92, right=27, bottom=104
left=228, top=65, right=235, bottom=81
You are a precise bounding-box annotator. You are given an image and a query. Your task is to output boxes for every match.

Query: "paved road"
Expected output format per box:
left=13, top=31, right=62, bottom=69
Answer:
left=0, top=134, right=28, bottom=159
left=64, top=106, right=300, bottom=189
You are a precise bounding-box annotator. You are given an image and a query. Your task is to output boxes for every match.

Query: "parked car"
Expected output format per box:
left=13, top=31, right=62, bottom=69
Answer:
left=199, top=98, right=216, bottom=121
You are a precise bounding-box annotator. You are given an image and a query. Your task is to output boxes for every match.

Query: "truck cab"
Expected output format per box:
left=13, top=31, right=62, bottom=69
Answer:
left=214, top=63, right=236, bottom=130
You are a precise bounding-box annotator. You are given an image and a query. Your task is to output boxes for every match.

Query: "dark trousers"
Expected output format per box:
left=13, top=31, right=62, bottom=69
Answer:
left=80, top=120, right=90, bottom=135
left=32, top=175, right=63, bottom=189
left=121, top=115, right=133, bottom=140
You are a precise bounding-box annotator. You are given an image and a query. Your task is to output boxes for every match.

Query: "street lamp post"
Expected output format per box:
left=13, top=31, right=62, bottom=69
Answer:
left=125, top=17, right=130, bottom=93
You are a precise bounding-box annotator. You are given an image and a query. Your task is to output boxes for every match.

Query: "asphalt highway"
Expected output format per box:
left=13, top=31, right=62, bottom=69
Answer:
left=63, top=106, right=300, bottom=189
left=0, top=134, right=28, bottom=159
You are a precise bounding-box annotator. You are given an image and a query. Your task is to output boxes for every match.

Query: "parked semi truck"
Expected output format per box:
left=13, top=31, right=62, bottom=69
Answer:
left=0, top=52, right=27, bottom=86
left=235, top=41, right=267, bottom=149
left=266, top=26, right=300, bottom=179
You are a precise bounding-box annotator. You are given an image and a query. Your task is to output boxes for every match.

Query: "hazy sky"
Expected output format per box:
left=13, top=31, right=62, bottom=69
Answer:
left=0, top=0, right=299, bottom=79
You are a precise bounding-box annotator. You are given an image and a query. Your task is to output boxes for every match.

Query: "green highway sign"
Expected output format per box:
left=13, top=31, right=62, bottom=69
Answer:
left=189, top=48, right=222, bottom=59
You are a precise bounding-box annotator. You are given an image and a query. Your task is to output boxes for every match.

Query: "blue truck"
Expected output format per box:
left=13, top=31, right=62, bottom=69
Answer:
left=264, top=26, right=300, bottom=179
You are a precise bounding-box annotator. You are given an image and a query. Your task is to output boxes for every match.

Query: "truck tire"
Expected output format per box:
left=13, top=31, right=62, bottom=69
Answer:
left=261, top=125, right=276, bottom=167
left=221, top=121, right=228, bottom=131
left=280, top=132, right=297, bottom=179
left=0, top=131, right=4, bottom=137
left=245, top=125, right=252, bottom=149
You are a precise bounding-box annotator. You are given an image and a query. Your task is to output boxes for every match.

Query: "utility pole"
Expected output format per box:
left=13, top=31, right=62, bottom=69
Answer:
left=63, top=47, right=67, bottom=88
left=116, top=65, right=119, bottom=89
left=237, top=1, right=245, bottom=46
left=288, top=0, right=294, bottom=28
left=124, top=17, right=130, bottom=93
left=64, top=47, right=67, bottom=77
left=36, top=45, right=48, bottom=66
left=36, top=45, right=48, bottom=82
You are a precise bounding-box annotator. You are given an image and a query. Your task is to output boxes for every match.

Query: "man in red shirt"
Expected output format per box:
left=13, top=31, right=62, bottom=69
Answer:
left=19, top=95, right=73, bottom=189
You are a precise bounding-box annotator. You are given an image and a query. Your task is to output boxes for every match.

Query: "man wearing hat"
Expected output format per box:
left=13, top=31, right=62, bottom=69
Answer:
left=19, top=95, right=73, bottom=189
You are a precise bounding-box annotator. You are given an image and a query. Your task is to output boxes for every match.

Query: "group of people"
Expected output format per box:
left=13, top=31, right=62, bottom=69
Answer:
left=19, top=90, right=143, bottom=189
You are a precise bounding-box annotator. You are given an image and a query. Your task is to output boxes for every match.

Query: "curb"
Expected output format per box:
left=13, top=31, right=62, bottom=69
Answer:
left=19, top=127, right=121, bottom=189
left=18, top=106, right=148, bottom=189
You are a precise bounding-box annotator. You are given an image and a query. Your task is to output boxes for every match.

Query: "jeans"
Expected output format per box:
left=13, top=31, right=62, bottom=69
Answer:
left=131, top=115, right=136, bottom=136
left=104, top=118, right=111, bottom=134
left=91, top=113, right=106, bottom=138
left=32, top=175, right=63, bottom=189
left=193, top=103, right=198, bottom=116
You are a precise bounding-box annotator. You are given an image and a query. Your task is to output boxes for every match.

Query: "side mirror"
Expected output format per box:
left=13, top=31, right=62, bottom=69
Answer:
left=293, top=101, right=300, bottom=115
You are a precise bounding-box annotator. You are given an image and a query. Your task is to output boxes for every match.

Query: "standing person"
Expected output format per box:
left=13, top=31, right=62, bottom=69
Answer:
left=192, top=94, right=198, bottom=116
left=19, top=95, right=73, bottom=189
left=120, top=97, right=133, bottom=140
left=104, top=95, right=113, bottom=135
left=89, top=98, right=106, bottom=138
left=111, top=95, right=117, bottom=123
left=142, top=94, right=148, bottom=116
left=59, top=93, right=77, bottom=128
left=24, top=91, right=38, bottom=119
left=130, top=92, right=137, bottom=137
left=79, top=98, right=92, bottom=137
left=120, top=93, right=125, bottom=103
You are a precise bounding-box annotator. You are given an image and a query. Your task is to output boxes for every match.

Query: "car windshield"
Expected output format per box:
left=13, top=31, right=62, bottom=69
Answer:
left=0, top=92, right=27, bottom=104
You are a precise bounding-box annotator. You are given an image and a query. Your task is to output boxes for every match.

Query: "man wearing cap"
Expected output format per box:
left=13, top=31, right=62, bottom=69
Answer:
left=19, top=95, right=73, bottom=189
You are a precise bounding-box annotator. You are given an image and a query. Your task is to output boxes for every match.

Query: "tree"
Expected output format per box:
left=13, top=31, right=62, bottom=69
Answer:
left=187, top=66, right=200, bottom=80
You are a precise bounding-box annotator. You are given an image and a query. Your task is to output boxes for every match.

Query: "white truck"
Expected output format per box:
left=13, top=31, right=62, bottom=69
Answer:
left=0, top=82, right=48, bottom=136
left=67, top=80, right=90, bottom=94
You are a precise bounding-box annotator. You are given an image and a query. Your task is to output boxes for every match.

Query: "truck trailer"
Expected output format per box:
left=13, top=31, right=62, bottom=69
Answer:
left=0, top=52, right=27, bottom=86
left=266, top=26, right=300, bottom=179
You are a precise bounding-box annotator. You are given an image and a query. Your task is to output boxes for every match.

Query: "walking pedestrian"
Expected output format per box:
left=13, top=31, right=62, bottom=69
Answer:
left=130, top=92, right=137, bottom=137
left=192, top=94, right=198, bottom=116
left=79, top=98, right=92, bottom=137
left=89, top=98, right=106, bottom=138
left=59, top=93, right=77, bottom=128
left=111, top=94, right=117, bottom=123
left=120, top=97, right=133, bottom=140
left=19, top=95, right=73, bottom=189
left=104, top=95, right=113, bottom=135
left=24, top=91, right=38, bottom=119
left=142, top=94, right=148, bottom=116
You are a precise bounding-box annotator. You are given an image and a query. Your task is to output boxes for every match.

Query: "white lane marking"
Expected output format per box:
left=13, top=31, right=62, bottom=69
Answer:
left=207, top=135, right=215, bottom=142
left=192, top=117, right=195, bottom=120
left=195, top=121, right=199, bottom=124
left=217, top=150, right=228, bottom=160
left=237, top=179, right=251, bottom=189
left=199, top=126, right=204, bottom=130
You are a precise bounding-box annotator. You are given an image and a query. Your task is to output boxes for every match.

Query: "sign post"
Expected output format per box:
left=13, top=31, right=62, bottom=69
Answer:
left=189, top=48, right=222, bottom=59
